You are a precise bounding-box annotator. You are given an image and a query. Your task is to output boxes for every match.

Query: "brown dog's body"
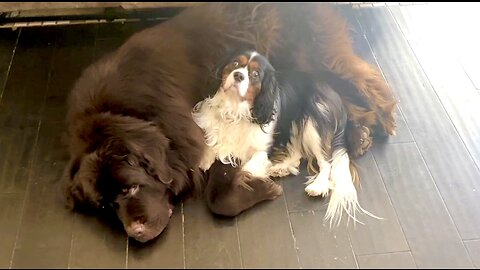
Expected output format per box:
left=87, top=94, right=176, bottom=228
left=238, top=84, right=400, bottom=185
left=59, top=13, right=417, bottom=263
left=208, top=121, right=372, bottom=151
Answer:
left=63, top=3, right=397, bottom=243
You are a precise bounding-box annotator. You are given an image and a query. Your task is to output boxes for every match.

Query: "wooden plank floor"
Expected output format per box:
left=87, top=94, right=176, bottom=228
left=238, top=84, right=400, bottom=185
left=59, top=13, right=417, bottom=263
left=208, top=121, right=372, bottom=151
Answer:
left=1, top=3, right=479, bottom=268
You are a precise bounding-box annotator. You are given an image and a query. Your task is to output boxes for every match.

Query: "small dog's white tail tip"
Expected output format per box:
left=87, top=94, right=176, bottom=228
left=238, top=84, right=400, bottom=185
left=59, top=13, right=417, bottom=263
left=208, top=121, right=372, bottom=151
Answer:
left=324, top=148, right=382, bottom=227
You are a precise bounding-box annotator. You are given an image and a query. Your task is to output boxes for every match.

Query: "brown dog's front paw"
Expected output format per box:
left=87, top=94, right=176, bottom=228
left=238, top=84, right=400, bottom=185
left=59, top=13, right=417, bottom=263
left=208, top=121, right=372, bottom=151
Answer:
left=383, top=113, right=397, bottom=136
left=236, top=171, right=283, bottom=200
left=359, top=124, right=373, bottom=149
left=374, top=113, right=397, bottom=137
left=377, top=98, right=398, bottom=137
left=264, top=178, right=283, bottom=199
left=346, top=122, right=373, bottom=158
left=205, top=161, right=283, bottom=217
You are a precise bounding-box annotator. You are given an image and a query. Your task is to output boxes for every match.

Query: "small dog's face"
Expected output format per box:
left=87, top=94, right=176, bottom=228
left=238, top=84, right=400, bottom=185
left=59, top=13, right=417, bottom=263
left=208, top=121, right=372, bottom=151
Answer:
left=217, top=51, right=279, bottom=125
left=220, top=51, right=272, bottom=103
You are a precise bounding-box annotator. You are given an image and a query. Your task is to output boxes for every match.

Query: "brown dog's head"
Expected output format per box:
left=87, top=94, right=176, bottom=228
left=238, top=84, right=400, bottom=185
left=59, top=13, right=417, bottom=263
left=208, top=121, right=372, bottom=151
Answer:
left=63, top=112, right=186, bottom=243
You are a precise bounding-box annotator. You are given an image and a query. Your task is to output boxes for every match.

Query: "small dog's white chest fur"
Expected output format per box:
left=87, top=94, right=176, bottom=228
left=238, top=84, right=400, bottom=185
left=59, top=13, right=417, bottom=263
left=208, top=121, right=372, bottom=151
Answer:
left=192, top=92, right=275, bottom=167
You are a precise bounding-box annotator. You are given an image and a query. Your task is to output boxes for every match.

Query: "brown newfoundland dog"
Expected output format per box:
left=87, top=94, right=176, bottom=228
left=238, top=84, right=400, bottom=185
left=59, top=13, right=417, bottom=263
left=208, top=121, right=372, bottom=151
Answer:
left=62, top=3, right=397, bottom=243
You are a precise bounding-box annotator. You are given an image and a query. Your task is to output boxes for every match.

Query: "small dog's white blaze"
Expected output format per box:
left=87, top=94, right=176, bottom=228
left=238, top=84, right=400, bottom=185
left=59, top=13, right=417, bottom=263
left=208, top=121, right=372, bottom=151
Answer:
left=249, top=51, right=258, bottom=62
left=237, top=68, right=249, bottom=97
left=224, top=67, right=250, bottom=97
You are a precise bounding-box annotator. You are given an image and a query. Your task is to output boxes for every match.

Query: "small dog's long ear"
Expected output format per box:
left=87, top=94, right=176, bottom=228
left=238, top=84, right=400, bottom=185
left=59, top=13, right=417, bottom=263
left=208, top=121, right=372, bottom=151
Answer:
left=252, top=69, right=279, bottom=126
left=63, top=152, right=103, bottom=210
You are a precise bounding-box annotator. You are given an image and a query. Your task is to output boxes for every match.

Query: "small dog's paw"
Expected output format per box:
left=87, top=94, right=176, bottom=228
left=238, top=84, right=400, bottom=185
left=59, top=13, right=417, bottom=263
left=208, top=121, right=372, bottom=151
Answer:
left=305, top=178, right=330, bottom=197
left=199, top=160, right=212, bottom=171
left=198, top=150, right=216, bottom=171
left=269, top=163, right=299, bottom=178
left=269, top=165, right=291, bottom=178
left=243, top=161, right=271, bottom=179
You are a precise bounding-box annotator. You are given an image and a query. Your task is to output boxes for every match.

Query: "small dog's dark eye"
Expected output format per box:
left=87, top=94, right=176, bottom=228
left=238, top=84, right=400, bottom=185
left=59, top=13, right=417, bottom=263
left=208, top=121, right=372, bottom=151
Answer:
left=251, top=70, right=259, bottom=78
left=233, top=60, right=239, bottom=67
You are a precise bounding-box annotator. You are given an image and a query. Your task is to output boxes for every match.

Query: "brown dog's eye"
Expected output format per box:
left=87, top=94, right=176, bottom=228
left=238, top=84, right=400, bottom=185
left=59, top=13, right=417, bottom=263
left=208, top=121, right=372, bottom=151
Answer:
left=130, top=185, right=139, bottom=194
left=251, top=70, right=259, bottom=79
left=232, top=60, right=239, bottom=67
left=122, top=185, right=139, bottom=195
left=126, top=156, right=136, bottom=167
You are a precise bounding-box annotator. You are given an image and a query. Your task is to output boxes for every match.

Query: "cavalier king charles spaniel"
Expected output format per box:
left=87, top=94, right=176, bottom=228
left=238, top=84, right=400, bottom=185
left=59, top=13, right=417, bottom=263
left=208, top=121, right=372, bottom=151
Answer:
left=193, top=50, right=378, bottom=225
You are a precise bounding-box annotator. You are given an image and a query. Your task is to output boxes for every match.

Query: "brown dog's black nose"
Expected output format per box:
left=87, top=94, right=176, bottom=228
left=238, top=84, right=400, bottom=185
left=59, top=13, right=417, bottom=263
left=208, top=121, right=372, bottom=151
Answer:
left=126, top=220, right=147, bottom=241
left=233, top=71, right=244, bottom=82
left=130, top=222, right=145, bottom=236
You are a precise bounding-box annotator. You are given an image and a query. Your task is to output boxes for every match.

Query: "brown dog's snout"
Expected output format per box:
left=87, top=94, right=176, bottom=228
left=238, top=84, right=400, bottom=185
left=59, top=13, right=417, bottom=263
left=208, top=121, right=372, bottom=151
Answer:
left=125, top=219, right=151, bottom=242
left=127, top=221, right=145, bottom=237
left=233, top=71, right=244, bottom=82
left=125, top=218, right=168, bottom=243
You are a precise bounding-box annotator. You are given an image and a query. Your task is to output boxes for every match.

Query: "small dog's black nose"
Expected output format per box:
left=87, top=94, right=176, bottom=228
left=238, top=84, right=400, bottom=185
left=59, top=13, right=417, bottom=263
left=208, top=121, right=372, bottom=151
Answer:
left=233, top=71, right=244, bottom=82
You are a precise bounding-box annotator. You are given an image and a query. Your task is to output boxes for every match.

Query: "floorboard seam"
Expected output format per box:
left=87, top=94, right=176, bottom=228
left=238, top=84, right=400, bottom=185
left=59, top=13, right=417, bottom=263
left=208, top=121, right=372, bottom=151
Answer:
left=0, top=29, right=20, bottom=102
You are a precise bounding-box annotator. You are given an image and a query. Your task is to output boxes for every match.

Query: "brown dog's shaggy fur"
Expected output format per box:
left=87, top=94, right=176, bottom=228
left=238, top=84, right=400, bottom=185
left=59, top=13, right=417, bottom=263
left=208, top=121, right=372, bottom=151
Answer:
left=62, top=3, right=397, bottom=243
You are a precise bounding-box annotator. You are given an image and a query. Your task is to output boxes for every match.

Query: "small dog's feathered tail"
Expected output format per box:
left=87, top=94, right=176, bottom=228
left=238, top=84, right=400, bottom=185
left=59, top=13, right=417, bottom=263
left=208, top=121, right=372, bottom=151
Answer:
left=323, top=100, right=381, bottom=227
left=306, top=79, right=380, bottom=227
left=274, top=70, right=381, bottom=226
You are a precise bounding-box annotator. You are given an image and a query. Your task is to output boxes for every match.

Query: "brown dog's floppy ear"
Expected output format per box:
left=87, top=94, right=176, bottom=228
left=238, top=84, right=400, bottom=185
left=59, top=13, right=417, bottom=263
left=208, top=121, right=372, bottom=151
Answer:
left=64, top=152, right=103, bottom=210
left=119, top=125, right=174, bottom=187
left=136, top=153, right=173, bottom=186
left=89, top=113, right=173, bottom=187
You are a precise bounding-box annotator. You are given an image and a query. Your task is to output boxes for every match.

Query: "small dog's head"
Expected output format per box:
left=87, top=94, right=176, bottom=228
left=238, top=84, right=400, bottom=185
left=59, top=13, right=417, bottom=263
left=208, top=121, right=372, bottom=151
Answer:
left=214, top=50, right=279, bottom=125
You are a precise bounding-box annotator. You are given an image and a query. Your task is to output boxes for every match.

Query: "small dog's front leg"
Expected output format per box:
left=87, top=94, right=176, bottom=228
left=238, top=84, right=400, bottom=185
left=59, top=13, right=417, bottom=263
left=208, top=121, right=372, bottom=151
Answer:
left=242, top=151, right=272, bottom=178
left=198, top=146, right=216, bottom=171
